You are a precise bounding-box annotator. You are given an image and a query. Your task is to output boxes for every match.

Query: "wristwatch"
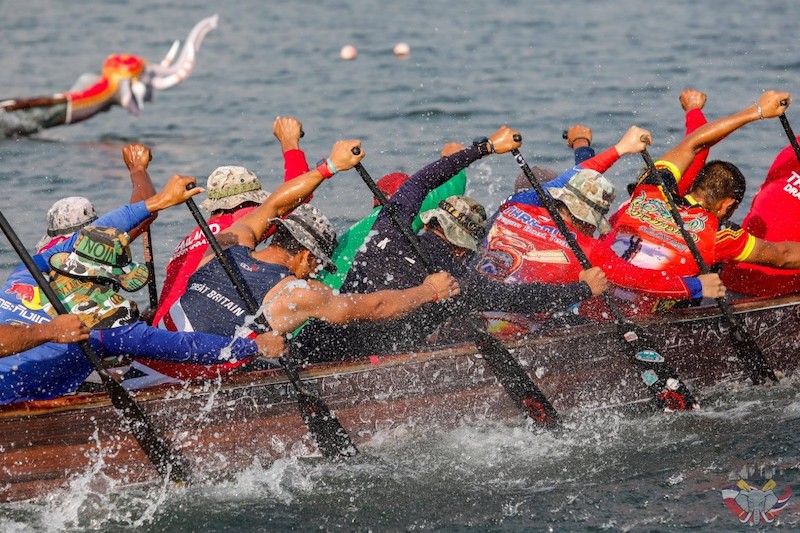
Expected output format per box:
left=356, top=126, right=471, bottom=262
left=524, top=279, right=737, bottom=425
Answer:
left=472, top=136, right=493, bottom=157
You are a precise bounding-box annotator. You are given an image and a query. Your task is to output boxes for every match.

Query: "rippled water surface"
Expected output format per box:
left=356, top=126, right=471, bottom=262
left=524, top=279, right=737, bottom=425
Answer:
left=1, top=0, right=799, bottom=530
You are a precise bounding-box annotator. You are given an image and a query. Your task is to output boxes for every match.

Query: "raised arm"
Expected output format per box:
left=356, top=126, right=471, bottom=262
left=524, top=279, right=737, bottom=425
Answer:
left=221, top=139, right=364, bottom=250
left=580, top=126, right=652, bottom=174
left=678, top=88, right=710, bottom=194
left=273, top=116, right=310, bottom=181
left=565, top=124, right=595, bottom=164
left=265, top=272, right=458, bottom=334
left=123, top=143, right=158, bottom=239
left=390, top=126, right=521, bottom=224
left=660, top=90, right=791, bottom=175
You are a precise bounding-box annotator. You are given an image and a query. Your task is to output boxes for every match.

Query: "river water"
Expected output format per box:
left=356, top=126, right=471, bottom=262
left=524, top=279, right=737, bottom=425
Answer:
left=1, top=0, right=799, bottom=530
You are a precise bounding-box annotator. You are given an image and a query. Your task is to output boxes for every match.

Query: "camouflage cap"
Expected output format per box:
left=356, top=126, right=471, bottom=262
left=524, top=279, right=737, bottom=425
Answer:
left=47, top=271, right=139, bottom=329
left=36, top=197, right=97, bottom=251
left=49, top=226, right=150, bottom=292
left=420, top=195, right=487, bottom=252
left=270, top=204, right=338, bottom=273
left=200, top=166, right=270, bottom=212
left=547, top=169, right=616, bottom=233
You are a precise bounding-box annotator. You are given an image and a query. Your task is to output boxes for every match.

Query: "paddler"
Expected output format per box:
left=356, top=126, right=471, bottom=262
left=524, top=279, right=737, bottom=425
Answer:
left=477, top=125, right=726, bottom=330
left=154, top=116, right=311, bottom=330
left=606, top=90, right=800, bottom=289
left=292, top=125, right=608, bottom=362
left=163, top=139, right=460, bottom=355
left=0, top=176, right=285, bottom=404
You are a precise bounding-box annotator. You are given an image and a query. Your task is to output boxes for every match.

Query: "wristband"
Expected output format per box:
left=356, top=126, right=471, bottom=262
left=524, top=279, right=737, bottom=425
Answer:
left=423, top=281, right=440, bottom=302
left=569, top=136, right=591, bottom=148
left=315, top=158, right=335, bottom=179
left=754, top=102, right=764, bottom=120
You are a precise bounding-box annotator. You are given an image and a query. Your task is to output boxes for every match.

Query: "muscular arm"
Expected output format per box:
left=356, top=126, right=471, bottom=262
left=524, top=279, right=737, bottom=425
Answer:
left=678, top=108, right=710, bottom=195
left=123, top=143, right=158, bottom=240
left=660, top=91, right=790, bottom=177
left=219, top=139, right=364, bottom=252
left=0, top=315, right=89, bottom=357
left=744, top=237, right=800, bottom=269
left=390, top=146, right=483, bottom=226
left=266, top=278, right=448, bottom=334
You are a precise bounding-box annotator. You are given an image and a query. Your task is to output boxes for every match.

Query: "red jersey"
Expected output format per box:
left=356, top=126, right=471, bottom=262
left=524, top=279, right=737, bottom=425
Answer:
left=478, top=200, right=693, bottom=319
left=721, top=139, right=800, bottom=296
left=608, top=108, right=709, bottom=228
left=606, top=163, right=755, bottom=277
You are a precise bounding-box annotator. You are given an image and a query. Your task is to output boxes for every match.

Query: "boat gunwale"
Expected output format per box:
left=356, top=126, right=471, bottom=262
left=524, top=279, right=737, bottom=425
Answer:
left=0, top=292, right=795, bottom=420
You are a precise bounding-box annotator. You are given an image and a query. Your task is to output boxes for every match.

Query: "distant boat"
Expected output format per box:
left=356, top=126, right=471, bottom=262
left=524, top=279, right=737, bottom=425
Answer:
left=1, top=293, right=797, bottom=502
left=0, top=15, right=218, bottom=137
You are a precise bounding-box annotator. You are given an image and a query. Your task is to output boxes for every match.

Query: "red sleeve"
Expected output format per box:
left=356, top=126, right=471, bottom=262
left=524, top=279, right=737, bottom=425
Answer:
left=579, top=146, right=621, bottom=174
left=283, top=149, right=310, bottom=182
left=587, top=240, right=692, bottom=298
left=716, top=225, right=756, bottom=263
left=678, top=109, right=709, bottom=195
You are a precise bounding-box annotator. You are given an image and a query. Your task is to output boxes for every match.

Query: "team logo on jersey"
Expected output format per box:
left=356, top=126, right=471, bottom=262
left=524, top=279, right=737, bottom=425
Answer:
left=5, top=282, right=46, bottom=310
left=626, top=192, right=707, bottom=240
left=721, top=479, right=792, bottom=525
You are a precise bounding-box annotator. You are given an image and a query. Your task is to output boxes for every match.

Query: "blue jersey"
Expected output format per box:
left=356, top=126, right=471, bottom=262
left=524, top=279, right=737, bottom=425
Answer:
left=169, top=246, right=291, bottom=337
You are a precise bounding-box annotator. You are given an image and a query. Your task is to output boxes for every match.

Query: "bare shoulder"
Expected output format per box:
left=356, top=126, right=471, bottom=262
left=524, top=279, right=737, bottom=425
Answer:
left=266, top=277, right=331, bottom=307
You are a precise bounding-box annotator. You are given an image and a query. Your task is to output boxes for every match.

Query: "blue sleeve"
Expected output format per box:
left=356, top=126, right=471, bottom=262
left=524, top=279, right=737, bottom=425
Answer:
left=92, top=322, right=258, bottom=365
left=574, top=146, right=595, bottom=165
left=33, top=202, right=151, bottom=271
left=682, top=276, right=703, bottom=300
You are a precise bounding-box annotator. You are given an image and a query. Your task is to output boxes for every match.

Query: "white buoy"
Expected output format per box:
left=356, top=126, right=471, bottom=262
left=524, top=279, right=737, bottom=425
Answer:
left=340, top=45, right=357, bottom=60
left=393, top=42, right=410, bottom=58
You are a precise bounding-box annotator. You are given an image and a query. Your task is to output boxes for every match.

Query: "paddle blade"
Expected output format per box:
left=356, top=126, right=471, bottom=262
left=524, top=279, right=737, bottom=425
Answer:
left=473, top=332, right=560, bottom=428
left=617, top=323, right=699, bottom=411
left=103, top=375, right=191, bottom=482
left=297, top=391, right=359, bottom=459
left=727, top=323, right=779, bottom=385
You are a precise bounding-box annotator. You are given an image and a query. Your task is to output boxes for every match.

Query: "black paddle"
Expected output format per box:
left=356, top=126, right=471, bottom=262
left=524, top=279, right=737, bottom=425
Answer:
left=143, top=228, right=158, bottom=314
left=778, top=112, right=800, bottom=162
left=510, top=146, right=698, bottom=411
left=639, top=148, right=779, bottom=384
left=0, top=209, right=190, bottom=482
left=183, top=189, right=358, bottom=459
left=351, top=148, right=560, bottom=429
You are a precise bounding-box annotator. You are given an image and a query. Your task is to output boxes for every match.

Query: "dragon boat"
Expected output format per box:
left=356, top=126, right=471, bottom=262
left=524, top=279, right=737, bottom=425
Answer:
left=1, top=293, right=798, bottom=502
left=0, top=15, right=218, bottom=137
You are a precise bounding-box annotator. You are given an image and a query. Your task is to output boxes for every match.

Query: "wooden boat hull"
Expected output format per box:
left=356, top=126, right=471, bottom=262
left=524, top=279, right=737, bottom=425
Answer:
left=1, top=294, right=798, bottom=502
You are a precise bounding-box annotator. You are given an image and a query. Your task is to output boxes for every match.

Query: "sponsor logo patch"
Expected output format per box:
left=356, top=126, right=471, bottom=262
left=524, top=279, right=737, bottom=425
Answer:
left=635, top=350, right=665, bottom=363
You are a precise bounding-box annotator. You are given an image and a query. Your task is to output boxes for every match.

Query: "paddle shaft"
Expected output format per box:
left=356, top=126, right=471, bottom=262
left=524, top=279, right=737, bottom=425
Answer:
left=0, top=209, right=189, bottom=482
left=510, top=147, right=697, bottom=410
left=143, top=228, right=158, bottom=309
left=183, top=189, right=358, bottom=458
left=640, top=149, right=778, bottom=383
left=352, top=155, right=560, bottom=428
left=778, top=114, right=800, bottom=163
